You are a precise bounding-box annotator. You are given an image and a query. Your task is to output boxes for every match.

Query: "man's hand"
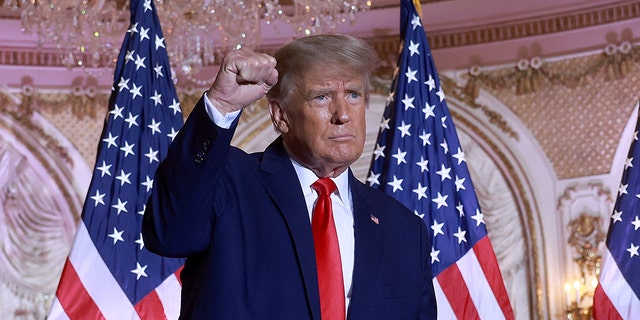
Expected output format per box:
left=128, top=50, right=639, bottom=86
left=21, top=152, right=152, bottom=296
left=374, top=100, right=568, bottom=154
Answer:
left=206, top=48, right=278, bottom=115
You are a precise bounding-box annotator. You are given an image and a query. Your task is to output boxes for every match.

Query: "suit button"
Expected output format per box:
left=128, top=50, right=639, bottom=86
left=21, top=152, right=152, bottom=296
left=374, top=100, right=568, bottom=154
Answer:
left=194, top=151, right=206, bottom=164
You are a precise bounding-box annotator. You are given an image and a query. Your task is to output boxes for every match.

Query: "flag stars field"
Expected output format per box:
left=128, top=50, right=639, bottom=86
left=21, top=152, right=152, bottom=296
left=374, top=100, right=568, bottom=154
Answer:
left=168, top=99, right=181, bottom=115
left=432, top=192, right=448, bottom=209
left=431, top=220, right=444, bottom=237
left=154, top=64, right=164, bottom=77
left=397, top=121, right=412, bottom=137
left=612, top=209, right=623, bottom=223
left=125, top=112, right=139, bottom=128
left=117, top=79, right=130, bottom=93
left=402, top=94, right=415, bottom=110
left=120, top=141, right=136, bottom=157
left=594, top=113, right=640, bottom=319
left=112, top=198, right=128, bottom=215
left=632, top=216, right=640, bottom=230
left=116, top=170, right=132, bottom=186
left=135, top=234, right=145, bottom=250
left=150, top=90, right=163, bottom=106
left=148, top=119, right=162, bottom=135
left=155, top=35, right=165, bottom=51
left=418, top=131, right=431, bottom=146
left=97, top=161, right=112, bottom=177
left=103, top=132, right=118, bottom=148
left=131, top=263, right=148, bottom=280
left=471, top=209, right=485, bottom=227
left=413, top=182, right=428, bottom=200
left=168, top=127, right=179, bottom=141
left=367, top=1, right=513, bottom=318
left=372, top=144, right=385, bottom=160
left=111, top=104, right=125, bottom=118
left=388, top=176, right=404, bottom=193
left=145, top=147, right=159, bottom=164
left=628, top=243, right=639, bottom=258
left=91, top=190, right=105, bottom=207
left=422, top=102, right=435, bottom=119
left=49, top=1, right=184, bottom=317
left=138, top=26, right=150, bottom=42
left=134, top=54, right=147, bottom=70
left=392, top=148, right=407, bottom=165
left=430, top=247, right=440, bottom=263
left=416, top=156, right=428, bottom=172
left=130, top=83, right=143, bottom=100
left=366, top=173, right=380, bottom=187
left=109, top=228, right=125, bottom=244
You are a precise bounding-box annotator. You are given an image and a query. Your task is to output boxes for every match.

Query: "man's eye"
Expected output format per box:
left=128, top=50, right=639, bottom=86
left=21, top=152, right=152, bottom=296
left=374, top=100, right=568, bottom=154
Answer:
left=346, top=92, right=363, bottom=102
left=314, top=95, right=328, bottom=101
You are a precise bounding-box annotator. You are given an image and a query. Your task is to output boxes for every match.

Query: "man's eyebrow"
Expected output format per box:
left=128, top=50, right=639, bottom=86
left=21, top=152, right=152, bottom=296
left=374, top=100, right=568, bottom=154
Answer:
left=345, top=84, right=363, bottom=90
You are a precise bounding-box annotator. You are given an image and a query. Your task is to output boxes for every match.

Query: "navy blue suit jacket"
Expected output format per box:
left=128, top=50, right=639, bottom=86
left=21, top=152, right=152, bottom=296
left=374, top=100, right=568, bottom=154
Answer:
left=142, top=98, right=437, bottom=319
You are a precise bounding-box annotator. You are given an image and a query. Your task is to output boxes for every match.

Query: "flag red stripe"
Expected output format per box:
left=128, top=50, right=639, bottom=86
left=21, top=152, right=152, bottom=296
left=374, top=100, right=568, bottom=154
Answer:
left=473, top=236, right=514, bottom=319
left=593, top=284, right=624, bottom=320
left=55, top=259, right=106, bottom=320
left=135, top=289, right=166, bottom=320
left=437, top=263, right=481, bottom=320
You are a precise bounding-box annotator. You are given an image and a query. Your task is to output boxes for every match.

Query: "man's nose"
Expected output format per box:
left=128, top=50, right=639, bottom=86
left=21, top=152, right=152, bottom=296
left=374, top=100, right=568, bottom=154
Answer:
left=332, top=96, right=351, bottom=124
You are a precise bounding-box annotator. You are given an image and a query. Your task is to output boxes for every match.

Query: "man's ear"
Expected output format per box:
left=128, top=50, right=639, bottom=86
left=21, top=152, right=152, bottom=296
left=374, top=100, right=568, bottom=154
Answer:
left=269, top=100, right=289, bottom=133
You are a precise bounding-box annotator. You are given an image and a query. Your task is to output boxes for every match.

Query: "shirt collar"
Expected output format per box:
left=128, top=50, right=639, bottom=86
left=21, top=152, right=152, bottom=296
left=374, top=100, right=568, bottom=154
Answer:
left=290, top=158, right=350, bottom=201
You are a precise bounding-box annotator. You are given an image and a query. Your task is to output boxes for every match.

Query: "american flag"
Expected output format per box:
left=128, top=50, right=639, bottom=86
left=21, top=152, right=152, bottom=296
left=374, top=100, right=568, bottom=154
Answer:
left=48, top=0, right=184, bottom=318
left=367, top=0, right=513, bottom=318
left=593, top=102, right=640, bottom=319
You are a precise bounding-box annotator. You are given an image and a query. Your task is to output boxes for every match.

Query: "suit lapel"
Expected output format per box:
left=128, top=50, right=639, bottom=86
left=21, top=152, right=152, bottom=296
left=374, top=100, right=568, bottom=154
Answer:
left=259, top=138, right=321, bottom=320
left=348, top=173, right=384, bottom=319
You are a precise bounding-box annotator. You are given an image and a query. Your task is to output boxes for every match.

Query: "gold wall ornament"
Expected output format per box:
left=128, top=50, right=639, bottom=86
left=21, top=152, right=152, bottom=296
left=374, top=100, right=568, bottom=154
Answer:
left=564, top=212, right=605, bottom=320
left=603, top=42, right=636, bottom=80
left=0, top=91, right=75, bottom=167
left=27, top=91, right=110, bottom=120
left=440, top=76, right=520, bottom=141
left=466, top=42, right=639, bottom=96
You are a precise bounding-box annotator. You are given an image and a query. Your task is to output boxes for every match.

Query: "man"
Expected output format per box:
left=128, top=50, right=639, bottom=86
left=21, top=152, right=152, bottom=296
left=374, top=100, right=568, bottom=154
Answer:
left=142, top=34, right=437, bottom=319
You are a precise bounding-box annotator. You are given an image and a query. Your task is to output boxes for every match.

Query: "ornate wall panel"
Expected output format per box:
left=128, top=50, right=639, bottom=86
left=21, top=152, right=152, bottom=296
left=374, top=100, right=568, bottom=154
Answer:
left=466, top=50, right=640, bottom=179
left=0, top=91, right=90, bottom=318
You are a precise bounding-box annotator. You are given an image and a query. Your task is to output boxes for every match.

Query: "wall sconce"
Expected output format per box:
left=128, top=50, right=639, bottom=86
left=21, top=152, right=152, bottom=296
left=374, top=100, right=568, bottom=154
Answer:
left=565, top=212, right=605, bottom=319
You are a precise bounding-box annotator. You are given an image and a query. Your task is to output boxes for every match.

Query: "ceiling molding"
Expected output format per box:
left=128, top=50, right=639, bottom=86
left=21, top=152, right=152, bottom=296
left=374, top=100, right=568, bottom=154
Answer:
left=1, top=0, right=638, bottom=88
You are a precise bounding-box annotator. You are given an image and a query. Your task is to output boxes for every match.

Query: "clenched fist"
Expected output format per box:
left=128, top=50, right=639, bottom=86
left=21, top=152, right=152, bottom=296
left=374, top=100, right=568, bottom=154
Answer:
left=206, top=48, right=279, bottom=115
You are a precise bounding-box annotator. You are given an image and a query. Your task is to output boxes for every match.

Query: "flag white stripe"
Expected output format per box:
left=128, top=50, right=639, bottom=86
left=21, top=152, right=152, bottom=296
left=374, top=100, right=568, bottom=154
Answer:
left=48, top=299, right=71, bottom=320
left=433, top=278, right=456, bottom=320
left=68, top=223, right=141, bottom=319
left=458, top=250, right=506, bottom=320
left=599, top=248, right=640, bottom=318
left=156, top=273, right=182, bottom=319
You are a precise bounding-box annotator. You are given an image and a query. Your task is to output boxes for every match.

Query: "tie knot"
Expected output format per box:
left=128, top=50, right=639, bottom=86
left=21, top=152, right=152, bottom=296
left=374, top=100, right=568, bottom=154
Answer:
left=312, top=178, right=337, bottom=196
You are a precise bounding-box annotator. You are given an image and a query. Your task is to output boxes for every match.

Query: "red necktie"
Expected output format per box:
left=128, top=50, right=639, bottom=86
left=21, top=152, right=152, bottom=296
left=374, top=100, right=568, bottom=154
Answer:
left=311, top=178, right=346, bottom=320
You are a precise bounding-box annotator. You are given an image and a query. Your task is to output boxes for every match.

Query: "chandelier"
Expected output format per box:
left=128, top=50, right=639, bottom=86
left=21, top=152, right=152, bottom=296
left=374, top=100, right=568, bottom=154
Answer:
left=2, top=0, right=372, bottom=78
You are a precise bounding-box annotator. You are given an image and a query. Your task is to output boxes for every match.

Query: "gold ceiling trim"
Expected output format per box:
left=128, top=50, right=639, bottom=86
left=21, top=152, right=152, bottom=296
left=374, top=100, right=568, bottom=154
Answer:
left=1, top=1, right=638, bottom=70
left=425, top=1, right=639, bottom=50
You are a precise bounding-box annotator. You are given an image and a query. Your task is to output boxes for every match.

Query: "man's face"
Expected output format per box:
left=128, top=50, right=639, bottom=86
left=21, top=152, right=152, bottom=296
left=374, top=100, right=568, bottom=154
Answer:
left=271, top=65, right=367, bottom=177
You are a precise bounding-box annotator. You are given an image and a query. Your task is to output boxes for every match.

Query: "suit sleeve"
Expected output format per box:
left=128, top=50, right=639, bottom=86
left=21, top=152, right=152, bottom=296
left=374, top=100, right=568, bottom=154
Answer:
left=420, top=218, right=438, bottom=319
left=142, top=96, right=238, bottom=257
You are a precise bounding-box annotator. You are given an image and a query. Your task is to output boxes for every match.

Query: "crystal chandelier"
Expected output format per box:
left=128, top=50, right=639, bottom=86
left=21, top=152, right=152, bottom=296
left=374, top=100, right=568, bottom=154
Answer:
left=2, top=0, right=372, bottom=77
